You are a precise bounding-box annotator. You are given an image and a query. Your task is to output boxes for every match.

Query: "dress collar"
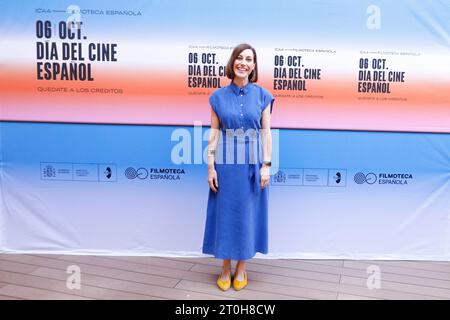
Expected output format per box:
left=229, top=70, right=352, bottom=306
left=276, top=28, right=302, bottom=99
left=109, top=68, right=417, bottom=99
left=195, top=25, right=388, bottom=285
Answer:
left=229, top=81, right=253, bottom=95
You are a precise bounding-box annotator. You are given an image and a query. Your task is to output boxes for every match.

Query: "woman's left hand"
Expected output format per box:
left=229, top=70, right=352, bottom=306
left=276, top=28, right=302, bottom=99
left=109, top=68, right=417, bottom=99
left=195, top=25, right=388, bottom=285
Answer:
left=260, top=165, right=270, bottom=189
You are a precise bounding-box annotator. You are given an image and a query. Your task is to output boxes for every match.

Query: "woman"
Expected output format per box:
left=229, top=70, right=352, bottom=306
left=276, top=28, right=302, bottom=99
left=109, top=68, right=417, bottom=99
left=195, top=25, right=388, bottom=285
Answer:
left=202, top=43, right=274, bottom=291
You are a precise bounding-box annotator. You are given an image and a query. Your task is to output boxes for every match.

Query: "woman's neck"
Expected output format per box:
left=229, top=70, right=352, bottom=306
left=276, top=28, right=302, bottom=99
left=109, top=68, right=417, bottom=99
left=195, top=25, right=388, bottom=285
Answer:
left=233, top=77, right=249, bottom=88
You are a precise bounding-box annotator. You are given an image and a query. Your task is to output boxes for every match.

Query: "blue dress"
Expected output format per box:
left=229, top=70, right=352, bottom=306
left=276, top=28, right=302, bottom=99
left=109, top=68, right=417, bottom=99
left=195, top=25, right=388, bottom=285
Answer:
left=202, top=81, right=275, bottom=261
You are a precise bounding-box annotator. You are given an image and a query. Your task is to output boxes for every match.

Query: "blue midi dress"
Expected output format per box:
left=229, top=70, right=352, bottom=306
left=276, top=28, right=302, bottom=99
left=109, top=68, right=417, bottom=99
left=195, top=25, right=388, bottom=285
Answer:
left=202, top=81, right=275, bottom=261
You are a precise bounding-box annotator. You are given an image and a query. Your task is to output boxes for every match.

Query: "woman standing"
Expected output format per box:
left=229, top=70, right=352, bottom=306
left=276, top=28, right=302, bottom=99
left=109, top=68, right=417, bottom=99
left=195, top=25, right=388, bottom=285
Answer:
left=202, top=43, right=274, bottom=291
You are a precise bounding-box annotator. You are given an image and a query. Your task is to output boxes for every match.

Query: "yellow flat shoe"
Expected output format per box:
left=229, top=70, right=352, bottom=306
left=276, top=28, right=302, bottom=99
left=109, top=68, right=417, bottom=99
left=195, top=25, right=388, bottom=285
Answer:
left=233, top=271, right=247, bottom=291
left=216, top=271, right=231, bottom=291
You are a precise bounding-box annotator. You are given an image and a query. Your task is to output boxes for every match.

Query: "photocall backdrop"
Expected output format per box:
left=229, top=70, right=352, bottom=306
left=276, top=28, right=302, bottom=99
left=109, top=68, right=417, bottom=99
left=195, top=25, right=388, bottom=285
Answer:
left=1, top=0, right=449, bottom=260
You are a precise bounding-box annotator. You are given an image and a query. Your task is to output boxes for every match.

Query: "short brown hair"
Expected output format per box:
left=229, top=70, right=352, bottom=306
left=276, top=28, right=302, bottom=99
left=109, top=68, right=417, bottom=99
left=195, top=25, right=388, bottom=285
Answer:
left=226, top=43, right=258, bottom=82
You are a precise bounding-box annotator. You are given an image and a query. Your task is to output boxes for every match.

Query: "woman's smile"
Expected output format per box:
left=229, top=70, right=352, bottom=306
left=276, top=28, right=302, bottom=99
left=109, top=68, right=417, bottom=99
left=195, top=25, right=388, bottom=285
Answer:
left=233, top=48, right=255, bottom=79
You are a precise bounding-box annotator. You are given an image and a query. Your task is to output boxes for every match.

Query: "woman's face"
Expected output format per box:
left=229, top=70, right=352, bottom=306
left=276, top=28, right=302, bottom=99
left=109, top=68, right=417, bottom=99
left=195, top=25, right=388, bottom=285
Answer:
left=233, top=49, right=255, bottom=80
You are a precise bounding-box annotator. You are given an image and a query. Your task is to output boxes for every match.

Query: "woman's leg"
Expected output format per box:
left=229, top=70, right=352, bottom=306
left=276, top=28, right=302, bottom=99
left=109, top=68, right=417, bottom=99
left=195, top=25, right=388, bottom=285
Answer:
left=216, top=259, right=232, bottom=291
left=220, top=259, right=232, bottom=280
left=235, top=260, right=247, bottom=280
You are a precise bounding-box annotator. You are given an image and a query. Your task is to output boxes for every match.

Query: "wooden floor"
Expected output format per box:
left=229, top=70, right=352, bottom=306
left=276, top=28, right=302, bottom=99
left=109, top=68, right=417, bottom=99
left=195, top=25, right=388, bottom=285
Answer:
left=0, top=254, right=449, bottom=300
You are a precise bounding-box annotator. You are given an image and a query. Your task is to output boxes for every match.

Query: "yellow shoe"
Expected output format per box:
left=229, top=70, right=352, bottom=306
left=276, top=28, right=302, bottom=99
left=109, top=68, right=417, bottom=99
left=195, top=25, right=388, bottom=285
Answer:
left=216, top=271, right=231, bottom=291
left=233, top=271, right=248, bottom=291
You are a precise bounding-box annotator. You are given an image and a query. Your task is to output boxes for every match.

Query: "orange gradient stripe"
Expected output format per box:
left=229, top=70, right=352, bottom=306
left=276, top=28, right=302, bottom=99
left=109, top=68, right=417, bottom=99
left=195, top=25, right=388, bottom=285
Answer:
left=1, top=66, right=449, bottom=132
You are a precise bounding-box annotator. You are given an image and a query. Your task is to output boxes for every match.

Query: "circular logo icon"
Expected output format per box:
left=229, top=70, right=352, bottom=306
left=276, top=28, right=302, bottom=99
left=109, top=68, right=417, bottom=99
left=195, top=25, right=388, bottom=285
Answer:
left=354, top=172, right=377, bottom=184
left=125, top=167, right=137, bottom=179
left=354, top=172, right=366, bottom=184
left=136, top=168, right=148, bottom=179
left=365, top=173, right=377, bottom=184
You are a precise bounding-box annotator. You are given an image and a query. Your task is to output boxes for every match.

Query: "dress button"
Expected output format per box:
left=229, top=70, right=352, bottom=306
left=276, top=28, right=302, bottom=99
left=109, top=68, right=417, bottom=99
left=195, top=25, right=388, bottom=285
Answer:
left=240, top=94, right=243, bottom=96
left=240, top=104, right=243, bottom=106
left=240, top=113, right=243, bottom=116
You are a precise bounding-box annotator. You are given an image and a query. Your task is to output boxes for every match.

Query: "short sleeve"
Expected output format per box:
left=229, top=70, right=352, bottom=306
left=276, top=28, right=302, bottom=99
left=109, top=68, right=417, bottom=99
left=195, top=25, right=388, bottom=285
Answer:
left=209, top=93, right=218, bottom=114
left=261, top=88, right=275, bottom=114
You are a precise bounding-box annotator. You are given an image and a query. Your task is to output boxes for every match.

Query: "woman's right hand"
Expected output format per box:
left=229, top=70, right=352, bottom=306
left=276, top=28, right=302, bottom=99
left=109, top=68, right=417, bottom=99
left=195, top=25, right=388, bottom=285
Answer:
left=208, top=167, right=219, bottom=193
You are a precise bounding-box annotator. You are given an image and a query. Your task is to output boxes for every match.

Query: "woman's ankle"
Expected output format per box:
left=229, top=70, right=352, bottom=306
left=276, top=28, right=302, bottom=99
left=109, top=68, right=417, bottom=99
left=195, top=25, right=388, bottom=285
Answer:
left=235, top=261, right=246, bottom=274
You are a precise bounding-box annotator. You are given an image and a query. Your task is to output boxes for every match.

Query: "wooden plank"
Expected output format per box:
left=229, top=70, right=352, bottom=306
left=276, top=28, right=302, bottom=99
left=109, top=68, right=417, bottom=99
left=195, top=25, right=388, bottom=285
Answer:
left=104, top=256, right=195, bottom=271
left=340, top=275, right=450, bottom=299
left=337, top=293, right=380, bottom=300
left=29, top=254, right=62, bottom=260
left=338, top=279, right=446, bottom=300
left=257, top=259, right=343, bottom=267
left=343, top=261, right=450, bottom=280
left=0, top=255, right=74, bottom=269
left=233, top=261, right=339, bottom=283
left=246, top=259, right=344, bottom=273
left=342, top=266, right=450, bottom=289
left=345, top=260, right=450, bottom=274
left=0, top=259, right=40, bottom=274
left=428, top=261, right=450, bottom=266
left=0, top=284, right=91, bottom=300
left=267, top=259, right=343, bottom=276
left=235, top=278, right=335, bottom=300
left=0, top=294, right=23, bottom=300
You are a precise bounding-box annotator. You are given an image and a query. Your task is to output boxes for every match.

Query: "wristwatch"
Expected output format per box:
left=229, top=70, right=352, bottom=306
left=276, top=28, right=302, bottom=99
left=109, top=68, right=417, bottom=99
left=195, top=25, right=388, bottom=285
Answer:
left=262, top=160, right=271, bottom=167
